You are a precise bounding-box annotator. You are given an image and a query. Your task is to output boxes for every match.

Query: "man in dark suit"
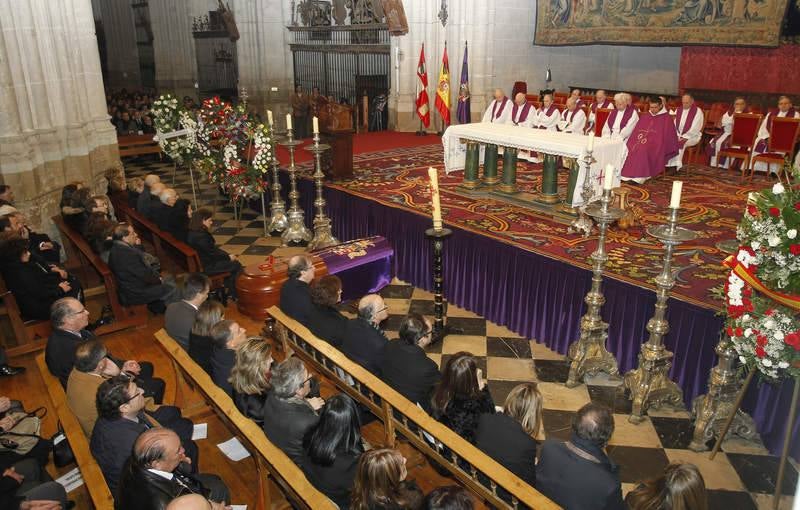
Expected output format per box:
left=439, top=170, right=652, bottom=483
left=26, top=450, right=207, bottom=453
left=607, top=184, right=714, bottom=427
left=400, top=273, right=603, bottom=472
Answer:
left=380, top=313, right=440, bottom=412
left=145, top=183, right=167, bottom=223
left=261, top=357, right=324, bottom=463
left=342, top=294, right=390, bottom=376
left=91, top=376, right=198, bottom=495
left=165, top=273, right=210, bottom=351
left=117, top=428, right=229, bottom=510
left=44, top=297, right=165, bottom=403
left=279, top=254, right=315, bottom=324
left=136, top=174, right=160, bottom=216
left=108, top=223, right=178, bottom=308
left=208, top=320, right=248, bottom=397
left=536, top=403, right=624, bottom=510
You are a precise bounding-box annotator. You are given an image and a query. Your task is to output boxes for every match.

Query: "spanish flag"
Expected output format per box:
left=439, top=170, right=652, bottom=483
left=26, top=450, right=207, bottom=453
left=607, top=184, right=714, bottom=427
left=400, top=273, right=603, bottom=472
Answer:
left=435, top=44, right=451, bottom=126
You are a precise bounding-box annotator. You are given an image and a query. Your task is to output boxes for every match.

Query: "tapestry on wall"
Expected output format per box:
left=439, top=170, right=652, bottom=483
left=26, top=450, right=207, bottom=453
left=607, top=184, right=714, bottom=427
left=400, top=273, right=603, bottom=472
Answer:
left=534, top=0, right=789, bottom=47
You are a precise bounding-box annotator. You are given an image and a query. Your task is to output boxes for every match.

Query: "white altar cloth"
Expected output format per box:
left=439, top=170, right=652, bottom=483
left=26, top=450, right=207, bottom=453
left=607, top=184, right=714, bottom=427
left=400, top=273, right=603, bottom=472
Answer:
left=442, top=123, right=626, bottom=206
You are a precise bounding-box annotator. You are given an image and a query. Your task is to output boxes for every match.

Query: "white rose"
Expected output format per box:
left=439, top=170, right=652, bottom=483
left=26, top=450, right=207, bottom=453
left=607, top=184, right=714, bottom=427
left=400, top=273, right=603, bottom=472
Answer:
left=739, top=356, right=747, bottom=364
left=772, top=182, right=785, bottom=194
left=742, top=314, right=751, bottom=322
left=762, top=359, right=773, bottom=367
left=751, top=241, right=761, bottom=250
left=764, top=319, right=776, bottom=330
left=778, top=361, right=789, bottom=369
left=788, top=229, right=798, bottom=240
left=744, top=328, right=753, bottom=337
left=768, top=236, right=781, bottom=247
left=774, top=330, right=784, bottom=340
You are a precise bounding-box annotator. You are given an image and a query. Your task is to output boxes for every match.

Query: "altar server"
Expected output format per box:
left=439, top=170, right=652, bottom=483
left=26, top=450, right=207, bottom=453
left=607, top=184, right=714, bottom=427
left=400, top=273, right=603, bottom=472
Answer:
left=482, top=88, right=512, bottom=124
left=751, top=96, right=799, bottom=174
left=559, top=97, right=586, bottom=133
left=510, top=93, right=535, bottom=128
left=536, top=94, right=561, bottom=131
left=602, top=93, right=638, bottom=142
left=587, top=89, right=613, bottom=131
left=707, top=97, right=747, bottom=168
left=667, top=94, right=704, bottom=170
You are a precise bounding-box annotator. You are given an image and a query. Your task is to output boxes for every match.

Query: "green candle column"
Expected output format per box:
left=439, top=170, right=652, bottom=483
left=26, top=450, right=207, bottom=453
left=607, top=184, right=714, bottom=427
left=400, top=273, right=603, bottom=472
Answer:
left=539, top=154, right=560, bottom=204
left=483, top=144, right=499, bottom=186
left=498, top=147, right=518, bottom=194
left=462, top=141, right=480, bottom=190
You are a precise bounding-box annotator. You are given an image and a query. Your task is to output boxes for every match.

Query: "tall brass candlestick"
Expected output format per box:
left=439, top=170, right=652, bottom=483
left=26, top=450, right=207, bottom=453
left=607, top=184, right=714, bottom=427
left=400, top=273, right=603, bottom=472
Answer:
left=267, top=129, right=288, bottom=234
left=624, top=205, right=696, bottom=423
left=565, top=186, right=622, bottom=388
left=277, top=127, right=311, bottom=245
left=305, top=132, right=338, bottom=250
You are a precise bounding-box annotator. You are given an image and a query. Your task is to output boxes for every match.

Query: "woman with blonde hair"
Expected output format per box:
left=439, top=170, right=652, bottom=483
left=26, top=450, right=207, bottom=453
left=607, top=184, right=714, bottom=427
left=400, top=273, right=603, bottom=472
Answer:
left=625, top=463, right=708, bottom=510
left=475, top=382, right=542, bottom=488
left=229, top=337, right=273, bottom=425
left=189, top=299, right=225, bottom=373
left=350, top=448, right=423, bottom=510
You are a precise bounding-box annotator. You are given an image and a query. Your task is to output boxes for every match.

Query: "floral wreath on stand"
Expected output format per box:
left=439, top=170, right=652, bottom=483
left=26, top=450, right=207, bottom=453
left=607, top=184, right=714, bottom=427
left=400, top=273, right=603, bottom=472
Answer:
left=725, top=161, right=800, bottom=381
left=150, top=94, right=197, bottom=164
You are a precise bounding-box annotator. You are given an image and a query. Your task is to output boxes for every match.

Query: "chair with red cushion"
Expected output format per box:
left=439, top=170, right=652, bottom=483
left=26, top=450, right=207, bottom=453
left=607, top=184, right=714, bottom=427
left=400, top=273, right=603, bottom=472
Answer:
left=750, top=117, right=800, bottom=180
left=593, top=108, right=612, bottom=137
left=526, top=94, right=540, bottom=103
left=554, top=92, right=569, bottom=104
left=717, top=113, right=763, bottom=181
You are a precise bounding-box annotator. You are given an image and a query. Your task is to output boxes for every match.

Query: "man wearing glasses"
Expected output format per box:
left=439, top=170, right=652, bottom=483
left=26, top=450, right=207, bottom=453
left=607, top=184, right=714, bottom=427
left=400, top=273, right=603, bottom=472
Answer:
left=45, top=297, right=165, bottom=403
left=342, top=294, right=390, bottom=376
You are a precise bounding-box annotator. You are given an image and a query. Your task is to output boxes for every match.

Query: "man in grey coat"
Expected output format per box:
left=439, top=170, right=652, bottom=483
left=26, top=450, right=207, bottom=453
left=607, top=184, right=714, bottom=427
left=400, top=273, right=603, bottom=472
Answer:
left=165, top=273, right=210, bottom=350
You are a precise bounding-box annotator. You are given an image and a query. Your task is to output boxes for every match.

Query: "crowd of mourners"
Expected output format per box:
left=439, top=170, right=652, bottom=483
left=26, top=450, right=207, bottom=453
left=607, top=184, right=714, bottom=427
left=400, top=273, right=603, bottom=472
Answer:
left=106, top=89, right=198, bottom=137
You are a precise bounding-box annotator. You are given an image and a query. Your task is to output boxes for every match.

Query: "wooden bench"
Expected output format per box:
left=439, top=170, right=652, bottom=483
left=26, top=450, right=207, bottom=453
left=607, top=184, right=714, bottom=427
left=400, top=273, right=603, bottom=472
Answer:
left=0, top=275, right=51, bottom=356
left=268, top=307, right=561, bottom=510
left=35, top=353, right=115, bottom=509
left=118, top=134, right=162, bottom=159
left=52, top=215, right=148, bottom=333
left=153, top=329, right=336, bottom=510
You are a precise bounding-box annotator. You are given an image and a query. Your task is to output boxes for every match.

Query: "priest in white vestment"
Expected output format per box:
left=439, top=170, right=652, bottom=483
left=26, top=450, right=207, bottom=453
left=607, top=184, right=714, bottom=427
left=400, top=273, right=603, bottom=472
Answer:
left=708, top=97, right=747, bottom=168
left=510, top=92, right=536, bottom=128
left=482, top=88, right=512, bottom=124
left=587, top=89, right=613, bottom=132
left=559, top=97, right=586, bottom=133
left=570, top=88, right=585, bottom=109
left=536, top=94, right=561, bottom=131
left=602, top=93, right=639, bottom=142
left=667, top=94, right=704, bottom=170
left=751, top=96, right=800, bottom=174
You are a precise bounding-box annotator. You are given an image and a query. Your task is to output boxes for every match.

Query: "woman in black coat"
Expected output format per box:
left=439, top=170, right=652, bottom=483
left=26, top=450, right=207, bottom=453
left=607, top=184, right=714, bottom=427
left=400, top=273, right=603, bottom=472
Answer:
left=302, top=394, right=364, bottom=509
left=166, top=198, right=191, bottom=242
left=229, top=337, right=273, bottom=425
left=307, top=275, right=348, bottom=347
left=431, top=352, right=495, bottom=444
left=186, top=208, right=243, bottom=300
left=189, top=299, right=225, bottom=374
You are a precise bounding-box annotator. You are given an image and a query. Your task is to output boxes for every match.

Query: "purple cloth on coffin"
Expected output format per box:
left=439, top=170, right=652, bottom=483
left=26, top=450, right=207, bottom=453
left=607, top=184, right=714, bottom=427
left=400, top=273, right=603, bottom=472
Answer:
left=312, top=236, right=394, bottom=301
left=621, top=114, right=680, bottom=178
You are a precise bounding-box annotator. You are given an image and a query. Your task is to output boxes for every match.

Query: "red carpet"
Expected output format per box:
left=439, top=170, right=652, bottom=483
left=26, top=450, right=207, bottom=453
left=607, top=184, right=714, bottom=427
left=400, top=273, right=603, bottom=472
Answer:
left=275, top=130, right=440, bottom=165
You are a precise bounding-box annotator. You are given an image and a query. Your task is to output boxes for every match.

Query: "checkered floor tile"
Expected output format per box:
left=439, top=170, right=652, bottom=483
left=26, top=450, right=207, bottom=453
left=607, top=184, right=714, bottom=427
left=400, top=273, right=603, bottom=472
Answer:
left=122, top=157, right=797, bottom=509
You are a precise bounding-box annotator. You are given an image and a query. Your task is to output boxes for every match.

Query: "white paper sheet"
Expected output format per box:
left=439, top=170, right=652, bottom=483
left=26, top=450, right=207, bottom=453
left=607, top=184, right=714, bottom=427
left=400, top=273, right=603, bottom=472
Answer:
left=56, top=467, right=85, bottom=493
left=231, top=505, right=247, bottom=510
left=217, top=437, right=251, bottom=461
left=192, top=423, right=208, bottom=440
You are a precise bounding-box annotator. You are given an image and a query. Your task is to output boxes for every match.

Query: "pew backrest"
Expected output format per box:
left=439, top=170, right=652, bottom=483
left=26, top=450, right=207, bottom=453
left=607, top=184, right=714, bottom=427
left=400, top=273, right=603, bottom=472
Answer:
left=0, top=274, right=51, bottom=356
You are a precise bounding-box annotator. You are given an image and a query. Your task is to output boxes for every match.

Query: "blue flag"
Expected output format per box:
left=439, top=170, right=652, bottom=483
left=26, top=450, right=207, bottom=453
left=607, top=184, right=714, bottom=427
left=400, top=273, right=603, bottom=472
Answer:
left=457, top=42, right=470, bottom=124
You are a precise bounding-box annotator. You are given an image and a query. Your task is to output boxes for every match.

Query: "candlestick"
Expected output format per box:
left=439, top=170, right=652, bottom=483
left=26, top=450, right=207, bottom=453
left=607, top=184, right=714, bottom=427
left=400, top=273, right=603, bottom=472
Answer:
left=587, top=132, right=595, bottom=152
left=428, top=167, right=443, bottom=230
left=312, top=116, right=319, bottom=134
left=266, top=128, right=288, bottom=235
left=670, top=180, right=683, bottom=209
left=277, top=127, right=311, bottom=245
left=286, top=113, right=292, bottom=131
left=565, top=186, right=623, bottom=387
left=305, top=132, right=339, bottom=250
left=267, top=110, right=273, bottom=127
left=603, top=164, right=615, bottom=190
left=624, top=206, right=697, bottom=423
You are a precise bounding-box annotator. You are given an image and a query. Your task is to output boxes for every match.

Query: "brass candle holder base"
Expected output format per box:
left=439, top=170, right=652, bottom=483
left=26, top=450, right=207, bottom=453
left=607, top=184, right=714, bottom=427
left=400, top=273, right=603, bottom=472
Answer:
left=305, top=133, right=338, bottom=251
left=278, top=129, right=311, bottom=246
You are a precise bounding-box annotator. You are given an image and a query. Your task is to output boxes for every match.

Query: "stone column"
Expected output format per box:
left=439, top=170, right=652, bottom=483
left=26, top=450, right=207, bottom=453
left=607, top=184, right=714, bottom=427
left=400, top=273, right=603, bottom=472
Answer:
left=150, top=0, right=199, bottom=98
left=94, top=0, right=141, bottom=88
left=0, top=0, right=119, bottom=237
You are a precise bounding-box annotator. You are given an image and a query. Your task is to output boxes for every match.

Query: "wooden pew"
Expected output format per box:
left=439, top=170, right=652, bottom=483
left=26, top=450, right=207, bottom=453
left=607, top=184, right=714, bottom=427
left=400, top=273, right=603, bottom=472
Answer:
left=152, top=329, right=336, bottom=510
left=118, top=134, right=162, bottom=158
left=35, top=353, right=115, bottom=510
left=268, top=307, right=561, bottom=510
left=52, top=215, right=148, bottom=332
left=0, top=274, right=51, bottom=356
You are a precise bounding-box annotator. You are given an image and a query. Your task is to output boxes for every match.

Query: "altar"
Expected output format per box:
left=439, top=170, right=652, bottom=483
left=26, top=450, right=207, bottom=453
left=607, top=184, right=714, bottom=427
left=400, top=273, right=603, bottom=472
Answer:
left=442, top=123, right=625, bottom=207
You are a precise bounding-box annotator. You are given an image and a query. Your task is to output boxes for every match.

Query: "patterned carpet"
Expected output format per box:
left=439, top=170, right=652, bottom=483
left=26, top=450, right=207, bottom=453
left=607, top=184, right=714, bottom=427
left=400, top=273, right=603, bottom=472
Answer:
left=122, top=152, right=796, bottom=510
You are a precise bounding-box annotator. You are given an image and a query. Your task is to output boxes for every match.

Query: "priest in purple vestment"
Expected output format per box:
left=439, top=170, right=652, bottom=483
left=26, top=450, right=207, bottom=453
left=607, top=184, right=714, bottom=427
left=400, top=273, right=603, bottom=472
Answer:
left=621, top=98, right=680, bottom=184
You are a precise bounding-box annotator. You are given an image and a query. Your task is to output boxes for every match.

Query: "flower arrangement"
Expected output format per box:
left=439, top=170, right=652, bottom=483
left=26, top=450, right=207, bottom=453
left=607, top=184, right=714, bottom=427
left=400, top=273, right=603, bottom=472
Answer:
left=726, top=163, right=800, bottom=381
left=150, top=94, right=197, bottom=163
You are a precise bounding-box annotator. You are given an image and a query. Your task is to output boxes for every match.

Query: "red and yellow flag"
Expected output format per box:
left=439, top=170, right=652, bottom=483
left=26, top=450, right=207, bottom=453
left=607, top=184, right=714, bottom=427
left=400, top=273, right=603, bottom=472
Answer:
left=435, top=45, right=451, bottom=126
left=416, top=43, right=430, bottom=128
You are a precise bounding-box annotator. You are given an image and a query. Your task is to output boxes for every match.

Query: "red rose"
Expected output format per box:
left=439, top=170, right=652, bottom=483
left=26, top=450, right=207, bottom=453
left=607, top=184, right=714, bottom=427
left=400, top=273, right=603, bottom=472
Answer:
left=785, top=332, right=800, bottom=351
left=790, top=244, right=800, bottom=256
left=755, top=346, right=767, bottom=358
left=765, top=309, right=775, bottom=316
left=747, top=205, right=758, bottom=216
left=795, top=203, right=800, bottom=211
left=735, top=327, right=744, bottom=337
left=727, top=326, right=734, bottom=337
left=769, top=207, right=781, bottom=217
left=756, top=335, right=768, bottom=347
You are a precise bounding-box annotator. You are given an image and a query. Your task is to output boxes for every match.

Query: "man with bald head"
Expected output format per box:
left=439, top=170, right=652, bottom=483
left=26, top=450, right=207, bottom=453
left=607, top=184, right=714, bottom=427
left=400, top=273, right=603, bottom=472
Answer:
left=117, top=428, right=229, bottom=510
left=587, top=89, right=613, bottom=133
left=342, top=294, right=390, bottom=375
left=666, top=94, right=704, bottom=171
left=136, top=174, right=161, bottom=215
left=482, top=88, right=512, bottom=124
left=535, top=93, right=561, bottom=131
left=752, top=95, right=799, bottom=174
left=510, top=92, right=535, bottom=128
left=279, top=254, right=315, bottom=323
left=559, top=97, right=587, bottom=134
left=602, top=92, right=638, bottom=142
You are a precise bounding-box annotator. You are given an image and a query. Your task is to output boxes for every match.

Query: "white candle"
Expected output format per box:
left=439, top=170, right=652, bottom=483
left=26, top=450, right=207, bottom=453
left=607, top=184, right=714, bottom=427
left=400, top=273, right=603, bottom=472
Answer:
left=587, top=132, right=595, bottom=152
left=312, top=116, right=319, bottom=134
left=428, top=167, right=443, bottom=230
left=267, top=110, right=273, bottom=127
left=670, top=180, right=683, bottom=209
left=603, top=164, right=614, bottom=190
left=286, top=113, right=292, bottom=131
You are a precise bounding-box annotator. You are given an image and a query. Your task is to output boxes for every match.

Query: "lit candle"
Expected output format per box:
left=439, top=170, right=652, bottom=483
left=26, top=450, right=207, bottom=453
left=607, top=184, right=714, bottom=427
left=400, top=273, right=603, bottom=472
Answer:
left=286, top=113, right=292, bottom=131
left=428, top=167, right=443, bottom=230
left=267, top=110, right=273, bottom=127
left=603, top=164, right=614, bottom=190
left=587, top=132, right=595, bottom=152
left=670, top=180, right=683, bottom=209
left=312, top=116, right=319, bottom=134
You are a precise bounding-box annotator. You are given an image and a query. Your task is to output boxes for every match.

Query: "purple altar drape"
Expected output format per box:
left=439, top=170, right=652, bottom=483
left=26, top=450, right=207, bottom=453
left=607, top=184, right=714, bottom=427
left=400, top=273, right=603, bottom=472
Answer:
left=274, top=172, right=798, bottom=461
